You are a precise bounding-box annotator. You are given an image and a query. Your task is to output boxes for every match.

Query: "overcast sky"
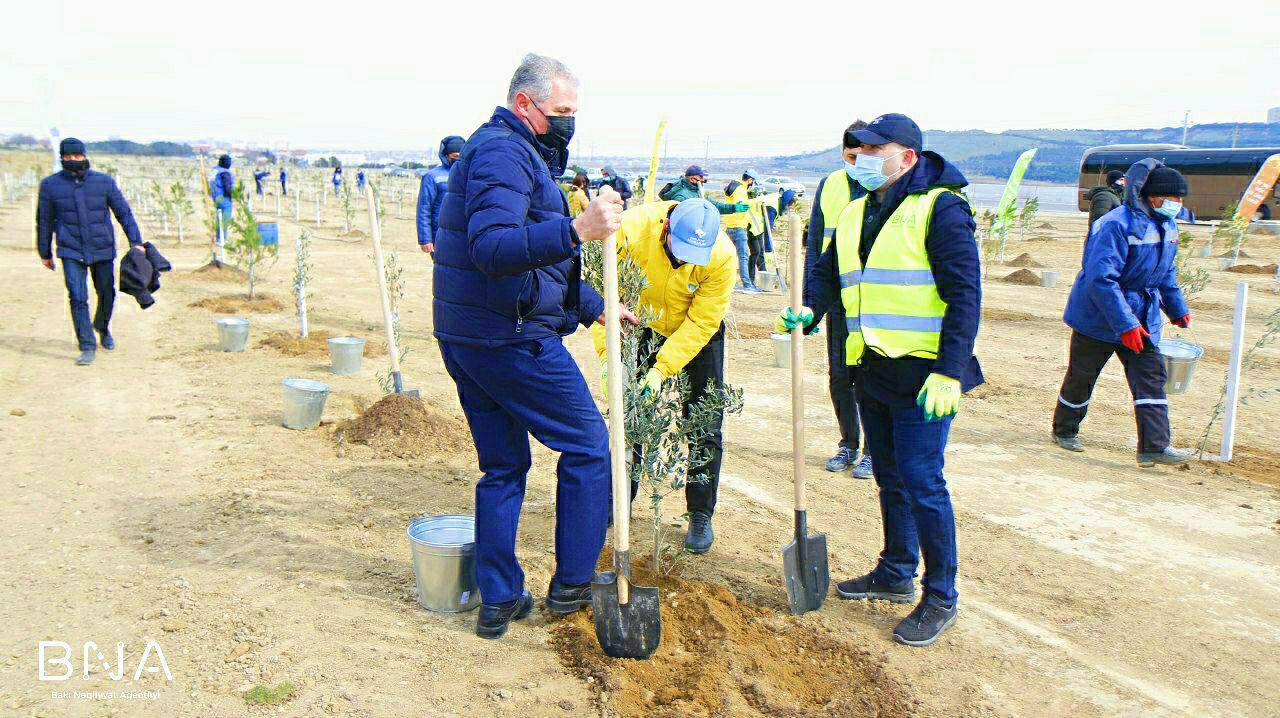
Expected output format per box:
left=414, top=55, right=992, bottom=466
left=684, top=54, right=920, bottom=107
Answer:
left=3, top=0, right=1277, bottom=160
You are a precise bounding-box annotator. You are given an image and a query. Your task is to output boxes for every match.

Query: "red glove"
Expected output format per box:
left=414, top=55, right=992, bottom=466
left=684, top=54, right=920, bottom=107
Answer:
left=1172, top=313, right=1190, bottom=328
left=1120, top=326, right=1150, bottom=353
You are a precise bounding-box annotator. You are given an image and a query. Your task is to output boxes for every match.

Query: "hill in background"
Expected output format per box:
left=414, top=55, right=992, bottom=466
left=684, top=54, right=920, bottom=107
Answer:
left=771, top=122, right=1280, bottom=183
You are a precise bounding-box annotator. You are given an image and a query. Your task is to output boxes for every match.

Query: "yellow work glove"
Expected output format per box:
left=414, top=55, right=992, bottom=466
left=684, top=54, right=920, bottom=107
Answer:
left=916, top=373, right=961, bottom=422
left=641, top=367, right=664, bottom=399
left=773, top=306, right=815, bottom=335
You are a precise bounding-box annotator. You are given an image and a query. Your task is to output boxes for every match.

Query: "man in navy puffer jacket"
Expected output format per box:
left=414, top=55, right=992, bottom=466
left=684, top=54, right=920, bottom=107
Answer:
left=433, top=53, right=631, bottom=639
left=37, top=138, right=145, bottom=365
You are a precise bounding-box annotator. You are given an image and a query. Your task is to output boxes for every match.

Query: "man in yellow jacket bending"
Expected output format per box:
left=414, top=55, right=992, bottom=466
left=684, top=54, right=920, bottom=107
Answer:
left=592, top=198, right=736, bottom=553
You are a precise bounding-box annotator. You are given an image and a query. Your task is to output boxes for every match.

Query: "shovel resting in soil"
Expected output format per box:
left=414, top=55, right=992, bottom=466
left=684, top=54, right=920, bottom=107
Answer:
left=781, top=212, right=829, bottom=614
left=364, top=183, right=418, bottom=398
left=591, top=230, right=661, bottom=659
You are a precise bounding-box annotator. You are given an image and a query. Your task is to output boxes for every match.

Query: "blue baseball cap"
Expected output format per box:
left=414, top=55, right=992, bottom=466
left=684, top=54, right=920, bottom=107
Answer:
left=849, top=113, right=923, bottom=152
left=684, top=165, right=706, bottom=178
left=668, top=199, right=720, bottom=266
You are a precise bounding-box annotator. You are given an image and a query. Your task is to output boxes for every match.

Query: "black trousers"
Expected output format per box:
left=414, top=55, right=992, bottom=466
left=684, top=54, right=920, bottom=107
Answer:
left=826, top=307, right=861, bottom=453
left=746, top=232, right=766, bottom=285
left=1053, top=330, right=1170, bottom=454
left=631, top=325, right=726, bottom=516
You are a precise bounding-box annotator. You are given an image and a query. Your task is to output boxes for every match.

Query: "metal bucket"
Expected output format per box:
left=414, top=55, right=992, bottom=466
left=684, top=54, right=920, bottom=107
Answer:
left=771, top=332, right=791, bottom=369
left=1159, top=338, right=1204, bottom=395
left=1218, top=257, right=1237, bottom=270
left=281, top=377, right=329, bottom=430
left=215, top=317, right=249, bottom=352
left=1040, top=270, right=1059, bottom=288
left=407, top=515, right=480, bottom=613
left=756, top=271, right=778, bottom=292
left=327, top=337, right=366, bottom=375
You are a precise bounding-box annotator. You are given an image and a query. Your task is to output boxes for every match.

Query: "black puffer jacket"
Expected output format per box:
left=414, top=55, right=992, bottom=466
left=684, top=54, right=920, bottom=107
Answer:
left=37, top=168, right=142, bottom=263
left=1086, top=185, right=1123, bottom=230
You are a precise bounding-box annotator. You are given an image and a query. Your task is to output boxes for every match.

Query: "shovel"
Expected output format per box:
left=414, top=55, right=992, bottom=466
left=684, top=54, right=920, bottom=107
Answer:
left=591, top=231, right=661, bottom=659
left=781, top=212, right=829, bottom=615
left=364, top=183, right=418, bottom=398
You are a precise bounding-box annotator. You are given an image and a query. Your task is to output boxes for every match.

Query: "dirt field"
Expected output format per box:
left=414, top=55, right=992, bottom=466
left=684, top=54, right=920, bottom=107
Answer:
left=2, top=166, right=1279, bottom=718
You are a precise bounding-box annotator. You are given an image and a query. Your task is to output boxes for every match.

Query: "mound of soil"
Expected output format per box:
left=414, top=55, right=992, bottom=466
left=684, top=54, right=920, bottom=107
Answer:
left=1188, top=300, right=1231, bottom=312
left=343, top=229, right=367, bottom=238
left=1225, top=263, right=1278, bottom=275
left=1001, top=269, right=1042, bottom=285
left=1219, top=250, right=1250, bottom=259
left=1027, top=234, right=1056, bottom=242
left=259, top=330, right=386, bottom=358
left=190, top=294, right=285, bottom=313
left=1005, top=252, right=1044, bottom=268
left=335, top=394, right=470, bottom=458
left=552, top=561, right=911, bottom=718
left=983, top=307, right=1038, bottom=322
left=189, top=262, right=248, bottom=282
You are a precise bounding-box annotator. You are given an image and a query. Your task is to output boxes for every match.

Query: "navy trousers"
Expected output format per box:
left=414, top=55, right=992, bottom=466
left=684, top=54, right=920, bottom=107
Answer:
left=1053, top=330, right=1170, bottom=454
left=438, top=335, right=610, bottom=605
left=62, top=258, right=116, bottom=351
left=860, top=391, right=958, bottom=607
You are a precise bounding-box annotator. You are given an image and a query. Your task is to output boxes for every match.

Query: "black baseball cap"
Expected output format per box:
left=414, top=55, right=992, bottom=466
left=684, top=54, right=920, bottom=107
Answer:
left=685, top=165, right=706, bottom=178
left=848, top=113, right=923, bottom=152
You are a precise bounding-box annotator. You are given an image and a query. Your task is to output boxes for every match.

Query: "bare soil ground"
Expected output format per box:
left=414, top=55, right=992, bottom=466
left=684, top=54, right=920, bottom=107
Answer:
left=1, top=181, right=1279, bottom=718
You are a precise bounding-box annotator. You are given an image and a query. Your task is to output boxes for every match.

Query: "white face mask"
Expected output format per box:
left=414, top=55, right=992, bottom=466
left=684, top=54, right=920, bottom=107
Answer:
left=850, top=150, right=907, bottom=191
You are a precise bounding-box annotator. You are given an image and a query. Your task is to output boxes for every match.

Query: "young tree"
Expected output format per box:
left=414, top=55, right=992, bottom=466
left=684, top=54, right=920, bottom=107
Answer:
left=169, top=175, right=193, bottom=244
left=1174, top=230, right=1210, bottom=301
left=375, top=250, right=409, bottom=394
left=226, top=182, right=279, bottom=300
left=293, top=229, right=312, bottom=337
left=1018, top=196, right=1039, bottom=242
left=150, top=180, right=173, bottom=235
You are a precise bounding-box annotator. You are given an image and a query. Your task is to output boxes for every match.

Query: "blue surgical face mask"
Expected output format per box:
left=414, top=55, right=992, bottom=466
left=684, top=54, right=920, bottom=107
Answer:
left=844, top=161, right=858, bottom=182
left=1154, top=199, right=1182, bottom=219
left=850, top=150, right=906, bottom=191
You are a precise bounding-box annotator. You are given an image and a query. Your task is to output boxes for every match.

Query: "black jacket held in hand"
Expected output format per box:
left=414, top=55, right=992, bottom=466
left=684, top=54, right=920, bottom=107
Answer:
left=119, top=242, right=172, bottom=309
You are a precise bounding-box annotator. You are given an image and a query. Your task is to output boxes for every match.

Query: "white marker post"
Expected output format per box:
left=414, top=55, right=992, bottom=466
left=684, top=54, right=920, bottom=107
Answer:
left=314, top=192, right=321, bottom=225
left=294, top=190, right=300, bottom=221
left=1220, top=281, right=1249, bottom=462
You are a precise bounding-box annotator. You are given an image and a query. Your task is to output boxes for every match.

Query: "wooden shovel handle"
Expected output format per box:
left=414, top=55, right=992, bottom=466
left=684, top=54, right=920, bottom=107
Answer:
left=602, top=232, right=628, bottom=557
left=789, top=213, right=806, bottom=512
left=364, top=184, right=402, bottom=375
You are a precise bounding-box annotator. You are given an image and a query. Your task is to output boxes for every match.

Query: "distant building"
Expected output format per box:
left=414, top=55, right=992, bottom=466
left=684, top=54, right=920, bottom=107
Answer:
left=1269, top=107, right=1280, bottom=124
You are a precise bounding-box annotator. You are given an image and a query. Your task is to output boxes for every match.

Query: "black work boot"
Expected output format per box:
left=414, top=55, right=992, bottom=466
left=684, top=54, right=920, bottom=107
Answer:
left=1137, top=447, right=1193, bottom=467
left=893, top=600, right=958, bottom=647
left=835, top=571, right=916, bottom=604
left=1053, top=433, right=1084, bottom=452
left=684, top=512, right=714, bottom=554
left=544, top=578, right=592, bottom=615
left=475, top=590, right=533, bottom=640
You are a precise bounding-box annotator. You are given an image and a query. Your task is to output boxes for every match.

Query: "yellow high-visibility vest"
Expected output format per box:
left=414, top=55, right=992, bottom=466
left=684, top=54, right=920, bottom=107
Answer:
left=819, top=168, right=853, bottom=253
left=834, top=187, right=956, bottom=364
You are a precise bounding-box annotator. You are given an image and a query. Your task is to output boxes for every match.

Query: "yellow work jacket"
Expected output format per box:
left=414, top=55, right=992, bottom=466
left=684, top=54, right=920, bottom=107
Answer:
left=722, top=180, right=751, bottom=229
left=592, top=201, right=737, bottom=377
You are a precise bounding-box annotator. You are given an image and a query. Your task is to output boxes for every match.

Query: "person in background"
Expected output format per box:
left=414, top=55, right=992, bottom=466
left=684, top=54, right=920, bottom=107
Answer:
left=658, top=166, right=737, bottom=217
left=279, top=166, right=288, bottom=196
left=432, top=53, right=635, bottom=640
left=744, top=188, right=795, bottom=289
left=591, top=198, right=735, bottom=554
left=332, top=165, right=343, bottom=197
left=1087, top=169, right=1125, bottom=232
left=253, top=169, right=268, bottom=197
left=356, top=169, right=366, bottom=191
left=785, top=113, right=983, bottom=647
left=566, top=171, right=591, bottom=218
left=1052, top=161, right=1193, bottom=468
left=722, top=169, right=759, bottom=292
left=37, top=137, right=145, bottom=365
left=598, top=166, right=632, bottom=209
left=209, top=154, right=235, bottom=256
left=805, top=121, right=872, bottom=478
left=417, top=135, right=465, bottom=255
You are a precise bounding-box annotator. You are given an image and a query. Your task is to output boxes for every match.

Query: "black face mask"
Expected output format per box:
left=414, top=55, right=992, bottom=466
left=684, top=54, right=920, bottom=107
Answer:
left=532, top=102, right=575, bottom=175
left=62, top=159, right=90, bottom=176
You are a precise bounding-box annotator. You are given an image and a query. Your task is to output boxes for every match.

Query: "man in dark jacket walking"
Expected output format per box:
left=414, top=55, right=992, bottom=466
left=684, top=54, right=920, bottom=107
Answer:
left=433, top=53, right=633, bottom=640
left=37, top=138, right=145, bottom=365
left=787, top=113, right=983, bottom=648
left=1053, top=161, right=1192, bottom=467
left=1086, top=169, right=1125, bottom=231
left=660, top=165, right=738, bottom=215
left=416, top=135, right=465, bottom=254
left=598, top=166, right=632, bottom=208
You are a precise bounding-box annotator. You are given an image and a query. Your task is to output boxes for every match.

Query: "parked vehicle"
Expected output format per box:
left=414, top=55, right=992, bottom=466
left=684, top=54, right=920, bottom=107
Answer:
left=760, top=175, right=806, bottom=196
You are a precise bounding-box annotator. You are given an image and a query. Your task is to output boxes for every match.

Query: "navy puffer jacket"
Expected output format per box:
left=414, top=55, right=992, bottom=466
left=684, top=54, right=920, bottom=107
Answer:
left=432, top=107, right=604, bottom=346
left=37, top=169, right=142, bottom=264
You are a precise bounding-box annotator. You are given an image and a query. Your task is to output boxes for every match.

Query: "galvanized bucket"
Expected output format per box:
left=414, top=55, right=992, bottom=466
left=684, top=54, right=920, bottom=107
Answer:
left=1041, top=270, right=1059, bottom=288
left=327, top=337, right=366, bottom=375
left=215, top=317, right=249, bottom=352
left=1159, top=338, right=1204, bottom=395
left=281, top=377, right=329, bottom=430
left=407, top=515, right=480, bottom=613
left=756, top=271, right=778, bottom=292
left=771, top=332, right=791, bottom=369
left=1218, top=257, right=1237, bottom=270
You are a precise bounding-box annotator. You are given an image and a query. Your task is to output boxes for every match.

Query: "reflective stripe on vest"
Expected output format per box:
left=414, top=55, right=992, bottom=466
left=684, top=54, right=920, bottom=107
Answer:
left=834, top=186, right=956, bottom=364
left=818, top=168, right=852, bottom=252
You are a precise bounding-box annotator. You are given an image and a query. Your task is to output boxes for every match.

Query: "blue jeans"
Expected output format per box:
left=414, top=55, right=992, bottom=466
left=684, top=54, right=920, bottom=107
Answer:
left=62, top=258, right=116, bottom=351
left=859, top=392, right=958, bottom=606
left=438, top=336, right=610, bottom=605
left=725, top=227, right=752, bottom=288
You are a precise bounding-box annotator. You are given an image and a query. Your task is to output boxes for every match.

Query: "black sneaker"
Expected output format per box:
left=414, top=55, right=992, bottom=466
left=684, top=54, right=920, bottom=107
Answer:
left=835, top=571, right=916, bottom=604
left=98, top=331, right=115, bottom=350
left=1137, top=447, right=1193, bottom=467
left=893, top=600, right=957, bottom=647
left=544, top=578, right=592, bottom=615
left=684, top=512, right=714, bottom=554
left=825, top=447, right=855, bottom=472
left=475, top=590, right=533, bottom=640
left=1053, top=433, right=1084, bottom=452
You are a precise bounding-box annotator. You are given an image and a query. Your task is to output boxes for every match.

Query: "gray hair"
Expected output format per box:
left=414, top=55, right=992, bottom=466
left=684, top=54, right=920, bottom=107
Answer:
left=506, top=53, right=578, bottom=106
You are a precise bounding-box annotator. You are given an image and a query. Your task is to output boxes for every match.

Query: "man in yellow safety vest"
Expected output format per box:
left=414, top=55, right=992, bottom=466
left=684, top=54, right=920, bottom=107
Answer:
left=776, top=113, right=983, bottom=647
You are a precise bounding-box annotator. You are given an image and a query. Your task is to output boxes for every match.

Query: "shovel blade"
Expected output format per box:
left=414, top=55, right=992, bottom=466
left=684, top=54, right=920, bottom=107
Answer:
left=590, top=571, right=661, bottom=659
left=782, top=531, right=830, bottom=615
left=400, top=389, right=421, bottom=398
